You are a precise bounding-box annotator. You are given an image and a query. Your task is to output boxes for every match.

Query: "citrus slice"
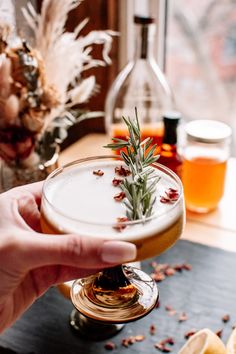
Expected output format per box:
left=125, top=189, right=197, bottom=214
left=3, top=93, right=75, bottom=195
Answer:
left=227, top=328, right=236, bottom=354
left=57, top=281, right=74, bottom=299
left=178, top=328, right=226, bottom=354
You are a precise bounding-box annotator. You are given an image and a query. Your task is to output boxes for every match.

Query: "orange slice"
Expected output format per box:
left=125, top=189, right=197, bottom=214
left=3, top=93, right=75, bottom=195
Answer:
left=178, top=328, right=226, bottom=354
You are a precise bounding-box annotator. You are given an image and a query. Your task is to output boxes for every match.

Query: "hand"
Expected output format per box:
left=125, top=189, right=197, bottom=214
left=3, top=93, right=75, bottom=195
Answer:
left=0, top=182, right=136, bottom=333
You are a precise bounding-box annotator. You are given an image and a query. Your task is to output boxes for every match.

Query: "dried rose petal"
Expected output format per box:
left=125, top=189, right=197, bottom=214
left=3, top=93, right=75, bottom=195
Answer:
left=150, top=324, right=156, bottom=335
left=128, top=336, right=136, bottom=345
left=160, top=188, right=179, bottom=204
left=104, top=341, right=116, bottom=350
left=182, top=263, right=192, bottom=271
left=135, top=335, right=145, bottom=342
left=222, top=314, right=230, bottom=323
left=113, top=217, right=129, bottom=232
left=154, top=263, right=169, bottom=272
left=165, top=188, right=179, bottom=201
left=93, top=169, right=104, bottom=176
left=117, top=217, right=129, bottom=223
left=114, top=191, right=126, bottom=201
left=151, top=272, right=166, bottom=282
left=121, top=336, right=136, bottom=347
left=115, top=165, right=131, bottom=177
left=160, top=337, right=175, bottom=346
left=154, top=342, right=172, bottom=352
left=112, top=177, right=123, bottom=186
left=160, top=196, right=170, bottom=204
left=164, top=305, right=176, bottom=316
left=164, top=267, right=176, bottom=276
left=165, top=305, right=175, bottom=312
left=154, top=343, right=164, bottom=351
left=178, top=312, right=188, bottom=322
left=121, top=339, right=129, bottom=348
left=184, top=329, right=197, bottom=339
left=168, top=310, right=177, bottom=316
left=173, top=264, right=183, bottom=272
left=216, top=329, right=223, bottom=338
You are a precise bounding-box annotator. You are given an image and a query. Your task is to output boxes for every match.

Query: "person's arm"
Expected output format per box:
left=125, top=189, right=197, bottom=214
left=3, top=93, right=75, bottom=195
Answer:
left=0, top=182, right=136, bottom=333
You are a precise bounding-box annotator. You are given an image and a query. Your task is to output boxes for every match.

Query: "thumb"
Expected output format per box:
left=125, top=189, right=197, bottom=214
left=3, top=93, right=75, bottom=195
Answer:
left=17, top=232, right=137, bottom=271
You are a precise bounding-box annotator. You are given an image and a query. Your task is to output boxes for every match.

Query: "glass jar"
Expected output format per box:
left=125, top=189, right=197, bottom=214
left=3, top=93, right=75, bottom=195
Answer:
left=182, top=120, right=232, bottom=213
left=0, top=144, right=59, bottom=193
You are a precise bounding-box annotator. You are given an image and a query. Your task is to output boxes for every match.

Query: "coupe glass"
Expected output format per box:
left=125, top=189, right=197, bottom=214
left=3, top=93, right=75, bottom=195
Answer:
left=41, top=156, right=184, bottom=339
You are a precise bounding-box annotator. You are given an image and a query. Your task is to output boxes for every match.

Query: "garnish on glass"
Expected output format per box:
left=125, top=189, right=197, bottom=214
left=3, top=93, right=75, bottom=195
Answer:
left=105, top=107, right=161, bottom=222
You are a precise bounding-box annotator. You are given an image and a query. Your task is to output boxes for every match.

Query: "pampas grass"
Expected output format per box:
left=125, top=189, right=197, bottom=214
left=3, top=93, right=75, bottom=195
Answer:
left=0, top=0, right=117, bottom=165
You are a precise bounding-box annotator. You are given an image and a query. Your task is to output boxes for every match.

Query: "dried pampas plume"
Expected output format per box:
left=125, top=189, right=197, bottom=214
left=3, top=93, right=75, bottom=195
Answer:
left=0, top=0, right=117, bottom=166
left=22, top=0, right=118, bottom=109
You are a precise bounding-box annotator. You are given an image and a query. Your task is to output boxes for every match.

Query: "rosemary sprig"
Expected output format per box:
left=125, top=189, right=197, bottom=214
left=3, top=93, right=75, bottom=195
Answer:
left=105, top=107, right=160, bottom=221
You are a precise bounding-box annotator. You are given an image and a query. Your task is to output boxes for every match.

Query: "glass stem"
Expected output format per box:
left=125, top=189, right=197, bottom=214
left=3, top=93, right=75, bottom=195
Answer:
left=94, top=265, right=131, bottom=290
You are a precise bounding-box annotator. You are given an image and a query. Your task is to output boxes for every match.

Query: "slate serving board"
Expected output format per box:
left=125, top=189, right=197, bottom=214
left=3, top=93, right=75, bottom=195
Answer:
left=1, top=239, right=236, bottom=354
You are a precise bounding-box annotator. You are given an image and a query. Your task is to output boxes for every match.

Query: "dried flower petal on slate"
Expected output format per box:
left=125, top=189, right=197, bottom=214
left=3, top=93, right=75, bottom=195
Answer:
left=160, top=338, right=175, bottom=346
left=164, top=267, right=176, bottom=276
left=150, top=324, right=157, bottom=335
left=154, top=342, right=172, bottom=352
left=104, top=342, right=116, bottom=350
left=184, top=329, right=197, bottom=339
left=222, top=314, right=230, bottom=323
left=178, top=312, right=188, bottom=322
left=135, top=335, right=145, bottom=342
left=165, top=305, right=175, bottom=312
left=121, top=336, right=137, bottom=347
left=151, top=272, right=166, bottom=282
left=215, top=329, right=223, bottom=338
left=182, top=263, right=192, bottom=271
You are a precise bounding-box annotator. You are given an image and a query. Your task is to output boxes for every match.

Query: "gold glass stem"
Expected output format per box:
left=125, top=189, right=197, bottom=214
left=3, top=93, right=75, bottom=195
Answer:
left=94, top=265, right=131, bottom=290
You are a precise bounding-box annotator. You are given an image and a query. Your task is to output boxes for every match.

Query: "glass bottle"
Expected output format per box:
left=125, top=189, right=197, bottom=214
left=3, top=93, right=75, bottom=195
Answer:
left=158, top=111, right=182, bottom=178
left=105, top=15, right=174, bottom=151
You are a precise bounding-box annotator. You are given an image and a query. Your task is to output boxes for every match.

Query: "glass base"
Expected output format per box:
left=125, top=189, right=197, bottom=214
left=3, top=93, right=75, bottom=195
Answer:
left=70, top=309, right=125, bottom=340
left=71, top=266, right=159, bottom=324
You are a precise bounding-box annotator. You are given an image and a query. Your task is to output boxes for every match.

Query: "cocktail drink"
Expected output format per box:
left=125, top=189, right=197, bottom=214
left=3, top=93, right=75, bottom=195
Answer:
left=41, top=155, right=184, bottom=338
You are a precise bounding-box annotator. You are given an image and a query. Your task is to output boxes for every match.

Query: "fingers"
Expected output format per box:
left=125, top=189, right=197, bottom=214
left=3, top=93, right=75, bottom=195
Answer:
left=17, top=232, right=137, bottom=271
left=16, top=193, right=41, bottom=232
left=30, top=265, right=101, bottom=297
left=15, top=181, right=43, bottom=206
left=0, top=182, right=44, bottom=232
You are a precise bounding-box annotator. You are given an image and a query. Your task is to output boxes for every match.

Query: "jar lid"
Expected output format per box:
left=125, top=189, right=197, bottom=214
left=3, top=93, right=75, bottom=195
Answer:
left=185, top=120, right=232, bottom=143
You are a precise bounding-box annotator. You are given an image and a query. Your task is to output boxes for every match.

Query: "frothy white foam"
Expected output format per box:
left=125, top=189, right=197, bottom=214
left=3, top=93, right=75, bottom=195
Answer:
left=42, top=159, right=183, bottom=241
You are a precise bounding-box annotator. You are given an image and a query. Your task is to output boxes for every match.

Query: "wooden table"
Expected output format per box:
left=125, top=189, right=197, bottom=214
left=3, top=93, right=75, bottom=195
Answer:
left=60, top=133, right=236, bottom=253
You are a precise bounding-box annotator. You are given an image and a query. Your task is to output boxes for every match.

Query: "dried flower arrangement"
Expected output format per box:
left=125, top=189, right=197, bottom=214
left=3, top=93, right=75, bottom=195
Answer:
left=0, top=0, right=116, bottom=188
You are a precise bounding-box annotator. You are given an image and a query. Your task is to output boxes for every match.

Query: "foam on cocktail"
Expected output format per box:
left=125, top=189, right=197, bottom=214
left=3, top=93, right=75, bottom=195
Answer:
left=42, top=159, right=182, bottom=244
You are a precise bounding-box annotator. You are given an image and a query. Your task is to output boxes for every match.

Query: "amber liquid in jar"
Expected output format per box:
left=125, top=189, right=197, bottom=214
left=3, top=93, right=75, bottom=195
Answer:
left=111, top=123, right=163, bottom=155
left=182, top=156, right=227, bottom=212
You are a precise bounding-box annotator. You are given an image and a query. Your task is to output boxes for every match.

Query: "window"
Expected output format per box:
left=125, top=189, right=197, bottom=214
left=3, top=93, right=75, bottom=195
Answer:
left=119, top=0, right=236, bottom=155
left=166, top=0, right=236, bottom=155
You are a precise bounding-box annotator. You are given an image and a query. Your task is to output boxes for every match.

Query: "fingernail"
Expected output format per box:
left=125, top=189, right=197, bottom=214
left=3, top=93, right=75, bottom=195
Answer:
left=101, top=241, right=137, bottom=263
